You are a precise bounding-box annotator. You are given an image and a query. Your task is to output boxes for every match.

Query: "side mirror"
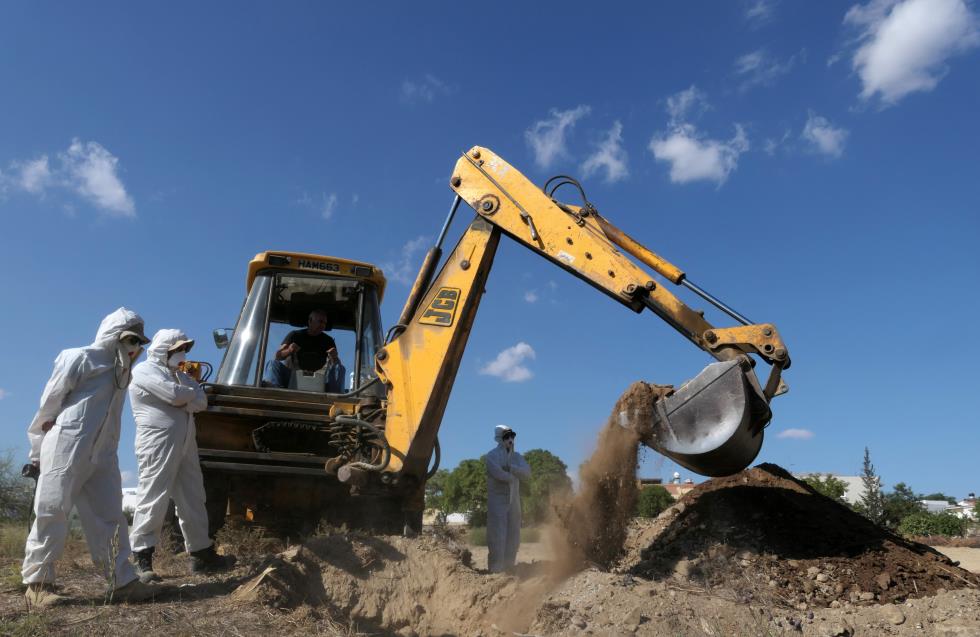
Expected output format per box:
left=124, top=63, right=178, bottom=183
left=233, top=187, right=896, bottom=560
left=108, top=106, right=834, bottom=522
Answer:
left=213, top=328, right=233, bottom=350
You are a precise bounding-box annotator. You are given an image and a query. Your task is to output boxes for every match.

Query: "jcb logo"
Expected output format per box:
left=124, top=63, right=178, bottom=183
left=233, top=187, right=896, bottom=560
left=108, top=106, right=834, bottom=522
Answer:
left=418, top=287, right=461, bottom=327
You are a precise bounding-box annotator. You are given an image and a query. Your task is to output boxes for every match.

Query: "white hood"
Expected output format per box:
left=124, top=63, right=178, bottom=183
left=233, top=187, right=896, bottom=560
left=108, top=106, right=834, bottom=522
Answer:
left=94, top=307, right=146, bottom=348
left=146, top=328, right=191, bottom=366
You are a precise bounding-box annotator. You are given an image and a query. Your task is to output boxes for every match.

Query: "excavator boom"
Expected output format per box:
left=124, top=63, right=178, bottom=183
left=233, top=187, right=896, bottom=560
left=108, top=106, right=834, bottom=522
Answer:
left=374, top=146, right=790, bottom=484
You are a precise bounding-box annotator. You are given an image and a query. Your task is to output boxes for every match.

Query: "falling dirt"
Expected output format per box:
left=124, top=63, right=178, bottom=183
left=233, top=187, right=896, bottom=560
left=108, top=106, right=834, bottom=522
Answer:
left=552, top=381, right=674, bottom=571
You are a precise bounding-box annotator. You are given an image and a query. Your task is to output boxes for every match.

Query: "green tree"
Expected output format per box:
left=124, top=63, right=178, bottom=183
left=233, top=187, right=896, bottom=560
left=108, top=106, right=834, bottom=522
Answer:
left=424, top=469, right=451, bottom=523
left=636, top=485, right=674, bottom=518
left=882, top=482, right=923, bottom=530
left=973, top=500, right=979, bottom=519
left=521, top=449, right=572, bottom=525
left=802, top=474, right=848, bottom=502
left=0, top=452, right=34, bottom=522
left=898, top=512, right=967, bottom=538
left=855, top=447, right=885, bottom=525
left=443, top=458, right=488, bottom=526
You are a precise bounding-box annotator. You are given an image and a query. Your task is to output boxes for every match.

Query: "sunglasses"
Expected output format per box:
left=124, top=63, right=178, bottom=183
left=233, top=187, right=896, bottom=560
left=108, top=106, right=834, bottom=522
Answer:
left=121, top=336, right=143, bottom=348
left=502, top=432, right=516, bottom=440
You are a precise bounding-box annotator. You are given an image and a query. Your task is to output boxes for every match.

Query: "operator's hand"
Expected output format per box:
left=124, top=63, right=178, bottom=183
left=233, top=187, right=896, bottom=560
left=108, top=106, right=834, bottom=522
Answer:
left=41, top=421, right=54, bottom=433
left=327, top=347, right=339, bottom=363
left=277, top=342, right=300, bottom=360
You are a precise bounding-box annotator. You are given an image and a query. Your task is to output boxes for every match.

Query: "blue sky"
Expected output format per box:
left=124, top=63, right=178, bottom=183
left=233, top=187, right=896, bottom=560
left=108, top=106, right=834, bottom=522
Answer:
left=1, top=1, right=978, bottom=499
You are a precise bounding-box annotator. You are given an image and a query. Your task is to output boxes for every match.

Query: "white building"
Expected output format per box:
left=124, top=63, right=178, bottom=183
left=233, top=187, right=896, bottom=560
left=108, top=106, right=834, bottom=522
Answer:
left=122, top=487, right=139, bottom=513
left=920, top=499, right=953, bottom=514
left=795, top=473, right=864, bottom=505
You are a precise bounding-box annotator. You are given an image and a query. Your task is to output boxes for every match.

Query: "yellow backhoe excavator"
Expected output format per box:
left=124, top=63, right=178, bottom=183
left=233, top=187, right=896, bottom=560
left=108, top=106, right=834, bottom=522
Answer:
left=193, top=146, right=790, bottom=535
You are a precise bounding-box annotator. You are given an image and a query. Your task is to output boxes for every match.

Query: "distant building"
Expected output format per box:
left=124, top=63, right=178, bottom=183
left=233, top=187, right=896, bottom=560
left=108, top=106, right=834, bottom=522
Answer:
left=920, top=500, right=953, bottom=514
left=122, top=487, right=139, bottom=512
left=794, top=473, right=864, bottom=505
left=957, top=493, right=978, bottom=521
left=637, top=473, right=699, bottom=499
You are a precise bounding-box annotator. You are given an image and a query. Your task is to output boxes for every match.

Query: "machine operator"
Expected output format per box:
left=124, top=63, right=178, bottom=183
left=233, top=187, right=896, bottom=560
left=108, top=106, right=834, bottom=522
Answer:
left=262, top=308, right=346, bottom=392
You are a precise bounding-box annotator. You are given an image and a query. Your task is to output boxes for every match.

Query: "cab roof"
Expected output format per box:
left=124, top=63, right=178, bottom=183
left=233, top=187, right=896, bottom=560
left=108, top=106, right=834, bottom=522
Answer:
left=247, top=251, right=387, bottom=301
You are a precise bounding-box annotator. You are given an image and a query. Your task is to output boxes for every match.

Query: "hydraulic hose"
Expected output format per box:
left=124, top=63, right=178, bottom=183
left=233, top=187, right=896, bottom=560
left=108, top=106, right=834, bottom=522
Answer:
left=333, top=415, right=391, bottom=472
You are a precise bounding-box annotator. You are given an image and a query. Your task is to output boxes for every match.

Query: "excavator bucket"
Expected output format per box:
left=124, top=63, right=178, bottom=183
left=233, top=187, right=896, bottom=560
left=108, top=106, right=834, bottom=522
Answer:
left=630, top=359, right=771, bottom=477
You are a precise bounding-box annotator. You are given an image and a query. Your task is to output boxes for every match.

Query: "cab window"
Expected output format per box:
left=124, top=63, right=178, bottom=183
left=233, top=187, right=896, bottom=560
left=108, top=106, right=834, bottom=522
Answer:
left=216, top=271, right=383, bottom=395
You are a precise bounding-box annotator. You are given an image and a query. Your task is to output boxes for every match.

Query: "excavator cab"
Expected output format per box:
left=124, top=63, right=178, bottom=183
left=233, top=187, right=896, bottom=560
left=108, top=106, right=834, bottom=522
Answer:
left=214, top=255, right=386, bottom=396
left=193, top=252, right=395, bottom=534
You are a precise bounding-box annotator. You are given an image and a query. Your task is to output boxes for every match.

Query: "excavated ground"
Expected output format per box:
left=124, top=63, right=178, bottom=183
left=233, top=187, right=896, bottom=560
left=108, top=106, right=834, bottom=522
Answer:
left=0, top=383, right=980, bottom=637
left=2, top=479, right=979, bottom=636
left=2, top=385, right=977, bottom=635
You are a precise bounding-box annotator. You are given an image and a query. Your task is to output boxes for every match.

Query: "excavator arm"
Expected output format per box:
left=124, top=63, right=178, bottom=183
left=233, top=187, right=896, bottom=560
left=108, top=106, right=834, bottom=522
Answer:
left=373, top=146, right=790, bottom=489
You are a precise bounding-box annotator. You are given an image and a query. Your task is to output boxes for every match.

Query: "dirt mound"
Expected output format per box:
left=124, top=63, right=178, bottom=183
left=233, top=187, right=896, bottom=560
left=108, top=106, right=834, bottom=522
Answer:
left=227, top=528, right=532, bottom=635
left=624, top=463, right=980, bottom=609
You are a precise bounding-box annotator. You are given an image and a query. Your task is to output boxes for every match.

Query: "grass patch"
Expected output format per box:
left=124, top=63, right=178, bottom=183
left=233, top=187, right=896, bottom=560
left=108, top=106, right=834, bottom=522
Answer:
left=215, top=524, right=284, bottom=563
left=467, top=526, right=541, bottom=546
left=0, top=613, right=48, bottom=637
left=0, top=522, right=27, bottom=560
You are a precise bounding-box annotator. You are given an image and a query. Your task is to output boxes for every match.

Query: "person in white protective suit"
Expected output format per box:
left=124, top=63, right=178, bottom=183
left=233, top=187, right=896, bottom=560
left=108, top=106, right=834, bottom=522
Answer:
left=129, top=329, right=236, bottom=582
left=22, top=308, right=158, bottom=609
left=485, top=425, right=531, bottom=573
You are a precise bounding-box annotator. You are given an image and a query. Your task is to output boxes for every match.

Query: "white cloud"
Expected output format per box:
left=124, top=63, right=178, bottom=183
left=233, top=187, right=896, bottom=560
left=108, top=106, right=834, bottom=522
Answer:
left=60, top=139, right=135, bottom=216
left=777, top=428, right=815, bottom=440
left=734, top=49, right=798, bottom=91
left=3, top=140, right=135, bottom=216
left=524, top=290, right=539, bottom=303
left=120, top=470, right=136, bottom=486
left=382, top=235, right=429, bottom=285
left=581, top=121, right=629, bottom=183
left=14, top=156, right=52, bottom=194
left=652, top=87, right=748, bottom=186
left=321, top=193, right=338, bottom=220
left=801, top=112, right=849, bottom=158
left=845, top=0, right=980, bottom=105
left=351, top=193, right=360, bottom=206
left=480, top=342, right=536, bottom=382
left=525, top=105, right=591, bottom=169
left=0, top=388, right=8, bottom=400
left=746, top=0, right=778, bottom=22
left=650, top=124, right=749, bottom=185
left=665, top=86, right=709, bottom=126
left=400, top=74, right=452, bottom=105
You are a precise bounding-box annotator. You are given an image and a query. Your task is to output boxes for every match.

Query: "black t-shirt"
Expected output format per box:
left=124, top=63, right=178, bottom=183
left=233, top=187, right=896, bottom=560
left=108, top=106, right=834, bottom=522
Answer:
left=283, top=329, right=337, bottom=371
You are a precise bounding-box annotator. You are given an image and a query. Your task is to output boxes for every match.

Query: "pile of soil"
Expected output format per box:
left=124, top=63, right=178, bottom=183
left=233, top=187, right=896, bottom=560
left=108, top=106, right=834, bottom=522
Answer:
left=624, top=463, right=980, bottom=609
left=226, top=528, right=521, bottom=635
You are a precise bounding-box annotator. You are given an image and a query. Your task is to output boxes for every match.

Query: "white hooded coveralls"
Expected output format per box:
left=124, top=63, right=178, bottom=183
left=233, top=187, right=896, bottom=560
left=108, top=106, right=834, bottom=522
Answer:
left=22, top=308, right=144, bottom=587
left=485, top=425, right=531, bottom=573
left=129, top=329, right=211, bottom=554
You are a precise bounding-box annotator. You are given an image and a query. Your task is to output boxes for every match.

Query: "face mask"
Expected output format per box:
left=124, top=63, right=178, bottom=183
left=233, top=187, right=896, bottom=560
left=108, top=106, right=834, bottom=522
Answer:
left=119, top=339, right=143, bottom=361
left=168, top=351, right=187, bottom=369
